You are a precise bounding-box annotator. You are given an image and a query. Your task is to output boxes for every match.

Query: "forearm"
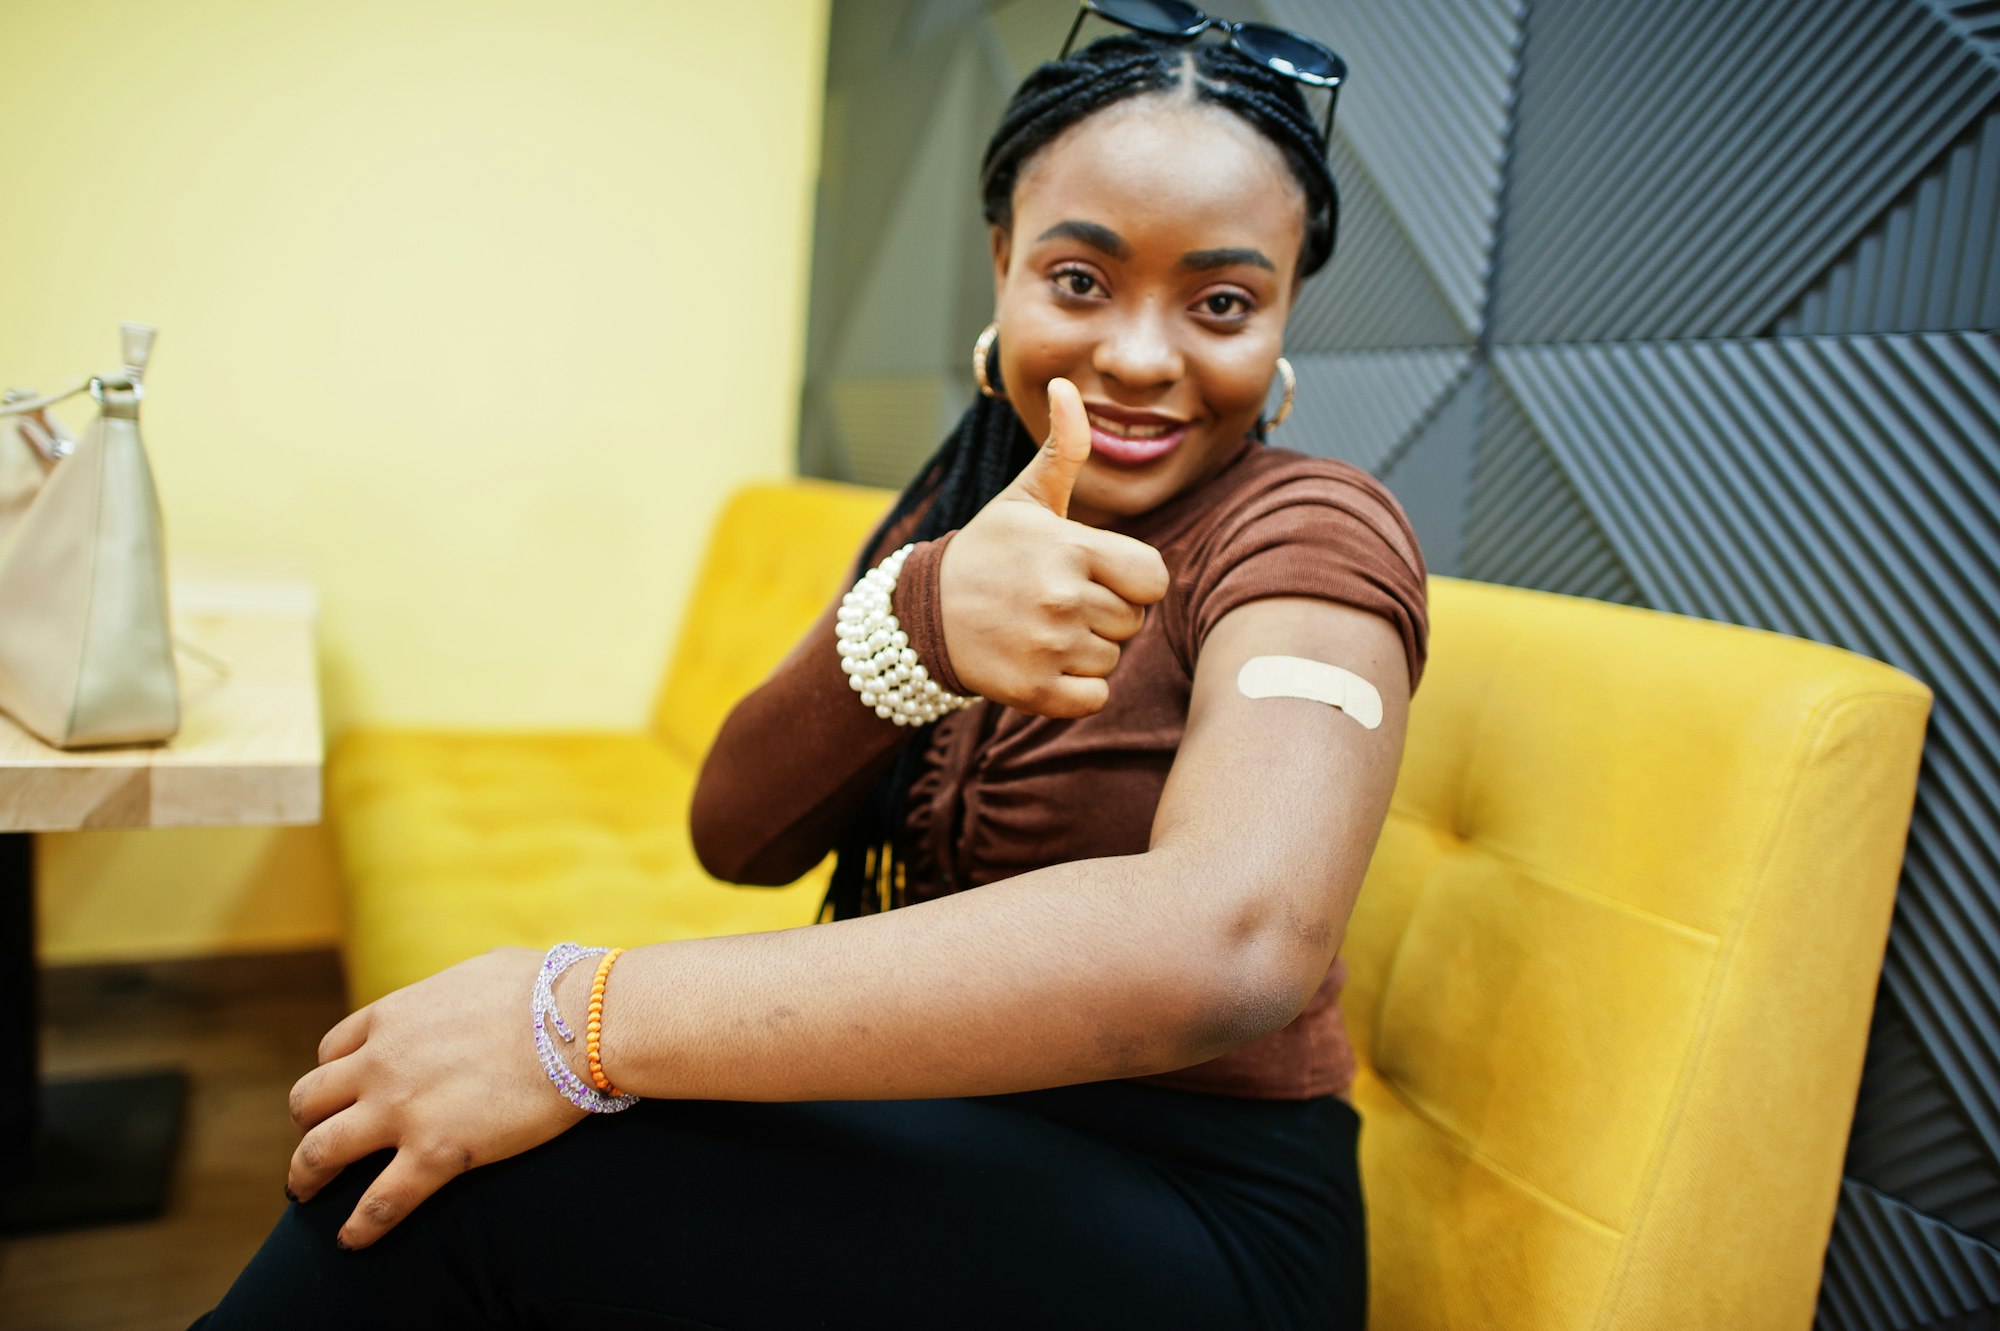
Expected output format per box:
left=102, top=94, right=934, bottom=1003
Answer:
left=555, top=846, right=1295, bottom=1101
left=689, top=598, right=911, bottom=884
left=689, top=536, right=961, bottom=885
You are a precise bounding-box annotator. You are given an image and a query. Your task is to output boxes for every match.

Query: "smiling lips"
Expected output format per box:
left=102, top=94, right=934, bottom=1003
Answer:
left=1085, top=406, right=1191, bottom=467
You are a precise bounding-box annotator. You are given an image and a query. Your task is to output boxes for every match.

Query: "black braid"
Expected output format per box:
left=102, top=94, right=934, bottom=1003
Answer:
left=823, top=30, right=1341, bottom=922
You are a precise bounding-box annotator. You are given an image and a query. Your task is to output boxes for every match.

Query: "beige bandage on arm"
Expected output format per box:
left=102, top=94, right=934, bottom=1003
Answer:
left=1236, top=655, right=1384, bottom=730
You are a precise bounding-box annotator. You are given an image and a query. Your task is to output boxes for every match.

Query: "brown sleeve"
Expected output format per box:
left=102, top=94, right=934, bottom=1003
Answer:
left=1169, top=464, right=1430, bottom=694
left=887, top=529, right=971, bottom=696
left=688, top=517, right=954, bottom=886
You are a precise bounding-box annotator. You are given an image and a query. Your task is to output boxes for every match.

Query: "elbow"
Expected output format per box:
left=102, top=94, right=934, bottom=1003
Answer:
left=687, top=796, right=744, bottom=883
left=688, top=777, right=816, bottom=887
left=688, top=764, right=760, bottom=885
left=1179, top=956, right=1316, bottom=1065
left=1178, top=887, right=1343, bottom=1061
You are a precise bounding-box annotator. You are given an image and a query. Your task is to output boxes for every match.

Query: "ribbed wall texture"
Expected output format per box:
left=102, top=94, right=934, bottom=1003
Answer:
left=1265, top=0, right=1523, bottom=336
left=1279, top=348, right=1471, bottom=474
left=1494, top=0, right=1999, bottom=341
left=800, top=1, right=2000, bottom=1322
left=1775, top=109, right=2000, bottom=335
left=1850, top=996, right=2000, bottom=1247
left=1928, top=0, right=2000, bottom=56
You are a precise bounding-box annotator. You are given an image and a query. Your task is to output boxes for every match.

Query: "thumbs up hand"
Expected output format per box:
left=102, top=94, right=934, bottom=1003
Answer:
left=937, top=378, right=1172, bottom=718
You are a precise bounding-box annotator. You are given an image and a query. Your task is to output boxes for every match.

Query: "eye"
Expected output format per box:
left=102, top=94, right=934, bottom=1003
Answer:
left=1050, top=264, right=1104, bottom=299
left=1195, top=289, right=1254, bottom=321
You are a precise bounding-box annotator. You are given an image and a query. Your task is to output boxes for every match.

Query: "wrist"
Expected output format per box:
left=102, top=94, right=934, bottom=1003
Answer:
left=531, top=942, right=639, bottom=1113
left=836, top=541, right=980, bottom=725
left=551, top=962, right=596, bottom=1084
left=893, top=532, right=972, bottom=698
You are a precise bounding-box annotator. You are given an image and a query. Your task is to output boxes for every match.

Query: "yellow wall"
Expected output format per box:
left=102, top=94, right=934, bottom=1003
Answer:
left=0, top=0, right=832, bottom=962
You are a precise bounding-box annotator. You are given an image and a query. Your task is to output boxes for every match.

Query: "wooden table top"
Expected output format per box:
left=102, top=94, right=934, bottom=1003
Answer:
left=0, top=563, right=323, bottom=833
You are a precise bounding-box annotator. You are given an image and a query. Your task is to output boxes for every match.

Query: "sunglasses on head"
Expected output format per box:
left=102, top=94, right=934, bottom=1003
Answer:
left=1059, top=0, right=1347, bottom=144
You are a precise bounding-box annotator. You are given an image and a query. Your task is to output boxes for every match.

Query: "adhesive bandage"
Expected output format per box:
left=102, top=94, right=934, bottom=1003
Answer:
left=1236, top=655, right=1384, bottom=730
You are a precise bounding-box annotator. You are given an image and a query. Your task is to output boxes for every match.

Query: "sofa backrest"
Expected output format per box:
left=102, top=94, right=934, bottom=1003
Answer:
left=1349, top=574, right=1930, bottom=1331
left=650, top=480, right=891, bottom=763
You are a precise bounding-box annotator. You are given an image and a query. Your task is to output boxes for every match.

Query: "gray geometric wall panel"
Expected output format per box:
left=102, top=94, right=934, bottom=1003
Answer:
left=1489, top=336, right=2000, bottom=657
left=1281, top=348, right=1471, bottom=474
left=1266, top=0, right=1524, bottom=336
left=1378, top=367, right=1485, bottom=578
left=1849, top=994, right=2000, bottom=1248
left=1776, top=109, right=2000, bottom=336
left=1926, top=0, right=2000, bottom=59
left=1817, top=1183, right=2000, bottom=1331
left=1284, top=136, right=1470, bottom=352
left=1460, top=371, right=1644, bottom=605
left=801, top=3, right=2000, bottom=1321
left=1493, top=0, right=2000, bottom=342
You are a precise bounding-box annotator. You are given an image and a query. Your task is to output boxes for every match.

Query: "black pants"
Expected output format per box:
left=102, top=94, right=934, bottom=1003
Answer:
left=191, top=1078, right=1367, bottom=1329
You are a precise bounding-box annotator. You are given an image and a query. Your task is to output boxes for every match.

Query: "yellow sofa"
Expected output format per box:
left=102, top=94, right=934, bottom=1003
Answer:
left=329, top=479, right=1932, bottom=1330
left=329, top=479, right=891, bottom=1006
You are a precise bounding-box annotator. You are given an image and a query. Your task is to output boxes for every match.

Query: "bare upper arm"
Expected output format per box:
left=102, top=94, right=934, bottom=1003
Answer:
left=1149, top=594, right=1412, bottom=1018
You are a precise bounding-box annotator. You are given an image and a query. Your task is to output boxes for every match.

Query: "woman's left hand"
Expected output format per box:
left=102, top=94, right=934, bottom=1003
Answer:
left=285, top=946, right=589, bottom=1249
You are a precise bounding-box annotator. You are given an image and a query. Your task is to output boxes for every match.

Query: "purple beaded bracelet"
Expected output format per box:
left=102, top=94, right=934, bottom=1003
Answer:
left=533, top=942, right=640, bottom=1113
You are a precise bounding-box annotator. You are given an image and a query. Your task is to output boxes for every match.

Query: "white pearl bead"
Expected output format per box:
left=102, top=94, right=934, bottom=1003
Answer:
left=840, top=545, right=984, bottom=725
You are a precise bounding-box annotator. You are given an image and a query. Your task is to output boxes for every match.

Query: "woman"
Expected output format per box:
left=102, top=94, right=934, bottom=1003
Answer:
left=195, top=22, right=1426, bottom=1330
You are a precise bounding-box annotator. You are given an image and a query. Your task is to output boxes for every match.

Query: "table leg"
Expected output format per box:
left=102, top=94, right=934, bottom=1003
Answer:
left=0, top=831, right=188, bottom=1234
left=1, top=833, right=35, bottom=1177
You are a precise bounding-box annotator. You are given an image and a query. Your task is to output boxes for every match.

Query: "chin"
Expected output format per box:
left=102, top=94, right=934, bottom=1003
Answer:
left=1075, top=468, right=1181, bottom=520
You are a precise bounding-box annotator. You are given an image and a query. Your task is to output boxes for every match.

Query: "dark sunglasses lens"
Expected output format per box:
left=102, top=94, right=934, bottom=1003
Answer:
left=1232, top=23, right=1346, bottom=84
left=1090, top=0, right=1208, bottom=38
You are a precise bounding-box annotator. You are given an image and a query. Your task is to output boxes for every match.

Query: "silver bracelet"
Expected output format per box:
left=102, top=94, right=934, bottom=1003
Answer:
left=835, top=542, right=980, bottom=726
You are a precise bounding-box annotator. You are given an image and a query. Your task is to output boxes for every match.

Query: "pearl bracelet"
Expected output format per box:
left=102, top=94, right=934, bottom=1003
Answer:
left=836, top=542, right=980, bottom=726
left=533, top=942, right=640, bottom=1114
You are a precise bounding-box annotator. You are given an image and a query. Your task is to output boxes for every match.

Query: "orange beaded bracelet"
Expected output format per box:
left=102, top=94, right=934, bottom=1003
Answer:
left=586, top=947, right=626, bottom=1096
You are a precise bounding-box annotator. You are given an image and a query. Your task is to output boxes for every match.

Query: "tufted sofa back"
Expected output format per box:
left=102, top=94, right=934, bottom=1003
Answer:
left=649, top=479, right=892, bottom=763
left=1347, top=575, right=1929, bottom=1330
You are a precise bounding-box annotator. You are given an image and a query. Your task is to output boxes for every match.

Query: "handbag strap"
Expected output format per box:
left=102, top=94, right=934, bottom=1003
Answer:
left=0, top=378, right=92, bottom=416
left=2, top=323, right=157, bottom=418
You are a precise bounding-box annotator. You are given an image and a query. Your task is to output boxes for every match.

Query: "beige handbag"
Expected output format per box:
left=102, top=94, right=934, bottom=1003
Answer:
left=0, top=323, right=179, bottom=748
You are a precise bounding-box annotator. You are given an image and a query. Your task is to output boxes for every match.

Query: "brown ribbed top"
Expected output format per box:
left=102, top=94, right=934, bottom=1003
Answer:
left=689, top=437, right=1429, bottom=1100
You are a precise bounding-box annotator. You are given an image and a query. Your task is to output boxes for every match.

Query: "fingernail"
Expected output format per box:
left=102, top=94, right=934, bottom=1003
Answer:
left=284, top=1185, right=300, bottom=1204
left=335, top=1234, right=354, bottom=1251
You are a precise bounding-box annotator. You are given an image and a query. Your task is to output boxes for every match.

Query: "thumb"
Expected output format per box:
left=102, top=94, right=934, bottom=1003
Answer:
left=1007, top=377, right=1091, bottom=519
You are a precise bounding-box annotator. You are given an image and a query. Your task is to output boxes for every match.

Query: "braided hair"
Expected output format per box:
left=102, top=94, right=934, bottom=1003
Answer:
left=823, top=31, right=1340, bottom=921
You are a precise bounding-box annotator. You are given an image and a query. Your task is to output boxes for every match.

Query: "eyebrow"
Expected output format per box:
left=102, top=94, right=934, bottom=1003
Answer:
left=1181, top=246, right=1275, bottom=272
left=1033, top=220, right=1276, bottom=273
left=1036, top=220, right=1130, bottom=259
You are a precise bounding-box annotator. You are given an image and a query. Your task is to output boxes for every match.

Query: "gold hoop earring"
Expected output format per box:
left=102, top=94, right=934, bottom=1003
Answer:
left=1267, top=357, right=1296, bottom=431
left=972, top=323, right=1001, bottom=399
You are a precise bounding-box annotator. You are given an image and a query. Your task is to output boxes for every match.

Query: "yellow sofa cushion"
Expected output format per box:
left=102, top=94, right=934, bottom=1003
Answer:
left=330, top=479, right=892, bottom=1007
left=1349, top=575, right=1930, bottom=1330
left=648, top=479, right=898, bottom=764
left=329, top=731, right=828, bottom=1006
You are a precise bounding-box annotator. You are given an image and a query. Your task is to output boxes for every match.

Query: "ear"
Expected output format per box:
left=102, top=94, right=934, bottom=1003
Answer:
left=989, top=224, right=1012, bottom=304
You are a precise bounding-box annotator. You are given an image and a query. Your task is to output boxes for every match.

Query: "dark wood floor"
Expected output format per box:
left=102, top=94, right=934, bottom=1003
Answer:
left=0, top=950, right=350, bottom=1331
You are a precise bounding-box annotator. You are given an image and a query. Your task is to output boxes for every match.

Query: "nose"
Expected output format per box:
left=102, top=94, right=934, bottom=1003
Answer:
left=1092, top=304, right=1183, bottom=391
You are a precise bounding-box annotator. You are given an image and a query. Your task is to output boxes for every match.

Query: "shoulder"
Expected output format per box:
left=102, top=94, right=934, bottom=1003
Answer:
left=1197, top=447, right=1423, bottom=572
left=1165, top=445, right=1432, bottom=691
